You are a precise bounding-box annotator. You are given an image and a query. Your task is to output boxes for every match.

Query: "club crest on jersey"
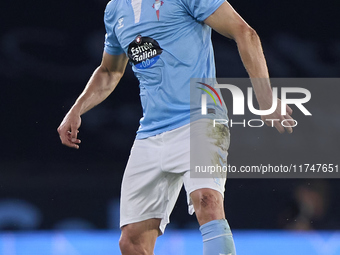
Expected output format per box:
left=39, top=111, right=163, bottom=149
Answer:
left=128, top=35, right=163, bottom=69
left=152, top=0, right=164, bottom=21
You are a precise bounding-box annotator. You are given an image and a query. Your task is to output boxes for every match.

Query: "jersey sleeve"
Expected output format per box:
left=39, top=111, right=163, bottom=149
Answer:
left=103, top=4, right=125, bottom=55
left=179, top=0, right=225, bottom=22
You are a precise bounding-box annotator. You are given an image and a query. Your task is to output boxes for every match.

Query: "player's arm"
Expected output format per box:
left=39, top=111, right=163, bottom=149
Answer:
left=204, top=1, right=293, bottom=133
left=57, top=52, right=128, bottom=149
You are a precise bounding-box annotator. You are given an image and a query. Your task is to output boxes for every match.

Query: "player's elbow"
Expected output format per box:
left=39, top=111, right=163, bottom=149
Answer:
left=234, top=23, right=258, bottom=42
left=246, top=26, right=259, bottom=41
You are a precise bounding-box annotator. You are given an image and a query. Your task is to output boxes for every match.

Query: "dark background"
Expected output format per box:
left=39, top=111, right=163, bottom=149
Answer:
left=1, top=0, right=339, bottom=231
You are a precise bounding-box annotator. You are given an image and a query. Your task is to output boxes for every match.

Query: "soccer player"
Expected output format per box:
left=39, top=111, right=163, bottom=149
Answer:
left=57, top=0, right=294, bottom=254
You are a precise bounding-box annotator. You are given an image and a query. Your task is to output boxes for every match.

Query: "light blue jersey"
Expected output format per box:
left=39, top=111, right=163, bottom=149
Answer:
left=104, top=0, right=228, bottom=139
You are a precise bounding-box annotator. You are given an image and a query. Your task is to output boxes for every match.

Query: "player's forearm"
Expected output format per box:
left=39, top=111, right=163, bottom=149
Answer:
left=70, top=66, right=122, bottom=116
left=235, top=27, right=273, bottom=107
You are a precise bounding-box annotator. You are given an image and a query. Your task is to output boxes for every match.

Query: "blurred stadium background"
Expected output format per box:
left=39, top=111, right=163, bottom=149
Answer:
left=1, top=0, right=340, bottom=254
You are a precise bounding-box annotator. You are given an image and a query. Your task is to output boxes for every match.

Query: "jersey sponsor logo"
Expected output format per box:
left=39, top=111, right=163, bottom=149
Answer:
left=152, top=0, right=164, bottom=21
left=128, top=35, right=163, bottom=69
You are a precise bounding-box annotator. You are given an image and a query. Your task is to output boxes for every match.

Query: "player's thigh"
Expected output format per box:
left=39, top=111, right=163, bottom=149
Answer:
left=183, top=118, right=230, bottom=218
left=120, top=139, right=164, bottom=224
left=120, top=138, right=184, bottom=233
left=190, top=119, right=230, bottom=178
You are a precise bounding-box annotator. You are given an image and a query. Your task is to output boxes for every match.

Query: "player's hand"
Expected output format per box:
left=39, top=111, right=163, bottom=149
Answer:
left=260, top=98, right=294, bottom=134
left=57, top=111, right=82, bottom=149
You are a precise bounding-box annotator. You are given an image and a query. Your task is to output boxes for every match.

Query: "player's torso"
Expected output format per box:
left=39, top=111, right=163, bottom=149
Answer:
left=105, top=0, right=225, bottom=138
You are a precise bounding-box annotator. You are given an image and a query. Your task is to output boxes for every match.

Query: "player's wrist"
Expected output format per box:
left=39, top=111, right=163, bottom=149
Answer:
left=257, top=94, right=276, bottom=110
left=69, top=104, right=83, bottom=117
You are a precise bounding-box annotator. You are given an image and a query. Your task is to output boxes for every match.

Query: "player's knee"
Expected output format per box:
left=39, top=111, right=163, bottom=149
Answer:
left=119, top=233, right=137, bottom=255
left=200, top=193, right=220, bottom=211
left=192, top=190, right=224, bottom=222
left=119, top=228, right=149, bottom=255
left=119, top=234, right=129, bottom=254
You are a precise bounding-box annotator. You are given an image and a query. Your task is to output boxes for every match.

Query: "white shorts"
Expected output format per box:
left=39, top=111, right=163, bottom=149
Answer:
left=120, top=119, right=230, bottom=233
